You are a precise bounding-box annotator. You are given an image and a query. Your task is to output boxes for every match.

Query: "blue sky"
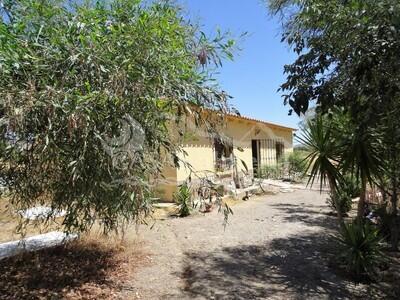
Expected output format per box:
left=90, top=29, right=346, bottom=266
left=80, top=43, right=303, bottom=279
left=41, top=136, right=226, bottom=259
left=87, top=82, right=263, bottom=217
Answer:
left=181, top=0, right=300, bottom=129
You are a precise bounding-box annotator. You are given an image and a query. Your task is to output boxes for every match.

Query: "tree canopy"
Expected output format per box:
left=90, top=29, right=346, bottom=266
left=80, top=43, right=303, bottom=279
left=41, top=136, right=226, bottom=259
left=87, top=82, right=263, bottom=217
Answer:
left=269, top=0, right=400, bottom=120
left=270, top=0, right=400, bottom=248
left=0, top=0, right=236, bottom=233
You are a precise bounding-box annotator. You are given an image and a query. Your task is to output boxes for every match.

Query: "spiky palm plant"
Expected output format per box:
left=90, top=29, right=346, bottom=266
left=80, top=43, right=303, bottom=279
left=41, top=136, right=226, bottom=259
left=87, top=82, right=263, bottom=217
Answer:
left=337, top=220, right=385, bottom=280
left=339, top=125, right=384, bottom=218
left=297, top=116, right=344, bottom=224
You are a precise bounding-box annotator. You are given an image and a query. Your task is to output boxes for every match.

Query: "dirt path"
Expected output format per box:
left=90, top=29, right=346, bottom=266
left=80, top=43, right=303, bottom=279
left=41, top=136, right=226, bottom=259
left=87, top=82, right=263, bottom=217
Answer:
left=123, top=190, right=382, bottom=299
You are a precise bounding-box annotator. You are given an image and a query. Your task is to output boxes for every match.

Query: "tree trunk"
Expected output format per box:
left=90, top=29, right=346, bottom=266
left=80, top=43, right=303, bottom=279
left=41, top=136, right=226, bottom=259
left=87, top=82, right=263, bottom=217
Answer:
left=357, top=176, right=367, bottom=219
left=328, top=175, right=343, bottom=226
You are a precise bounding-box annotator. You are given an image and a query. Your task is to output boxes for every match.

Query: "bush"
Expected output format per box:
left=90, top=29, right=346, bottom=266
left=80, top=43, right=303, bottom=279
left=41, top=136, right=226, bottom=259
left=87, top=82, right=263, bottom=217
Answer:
left=327, top=188, right=353, bottom=216
left=257, top=165, right=282, bottom=179
left=337, top=220, right=385, bottom=280
left=327, top=175, right=361, bottom=216
left=174, top=183, right=192, bottom=217
left=255, top=150, right=307, bottom=182
left=287, top=151, right=307, bottom=181
left=341, top=174, right=361, bottom=198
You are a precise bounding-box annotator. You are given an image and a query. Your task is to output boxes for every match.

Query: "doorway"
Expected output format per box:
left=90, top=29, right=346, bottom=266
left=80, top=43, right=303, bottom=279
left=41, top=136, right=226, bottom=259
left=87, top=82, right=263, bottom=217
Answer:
left=275, top=141, right=285, bottom=162
left=252, top=140, right=259, bottom=177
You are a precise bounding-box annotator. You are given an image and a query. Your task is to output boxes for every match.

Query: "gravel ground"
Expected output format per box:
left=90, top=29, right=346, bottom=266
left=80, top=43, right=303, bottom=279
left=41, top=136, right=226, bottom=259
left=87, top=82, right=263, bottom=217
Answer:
left=122, top=190, right=392, bottom=300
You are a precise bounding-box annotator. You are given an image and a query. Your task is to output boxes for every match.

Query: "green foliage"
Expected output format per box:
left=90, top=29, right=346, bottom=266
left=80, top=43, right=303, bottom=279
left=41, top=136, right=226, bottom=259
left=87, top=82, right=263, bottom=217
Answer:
left=0, top=0, right=236, bottom=233
left=327, top=173, right=360, bottom=216
left=340, top=174, right=361, bottom=198
left=269, top=0, right=400, bottom=118
left=270, top=0, right=398, bottom=217
left=339, top=125, right=384, bottom=194
left=337, top=220, right=385, bottom=280
left=257, top=164, right=282, bottom=180
left=270, top=0, right=400, bottom=264
left=287, top=150, right=307, bottom=181
left=174, top=183, right=192, bottom=218
left=327, top=187, right=353, bottom=216
left=298, top=109, right=382, bottom=218
left=297, top=116, right=341, bottom=191
left=256, top=151, right=307, bottom=182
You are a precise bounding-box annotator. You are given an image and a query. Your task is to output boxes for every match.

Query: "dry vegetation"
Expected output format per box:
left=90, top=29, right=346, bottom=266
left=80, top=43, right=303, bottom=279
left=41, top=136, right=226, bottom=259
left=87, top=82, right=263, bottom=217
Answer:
left=0, top=196, right=151, bottom=299
left=0, top=234, right=149, bottom=300
left=0, top=198, right=63, bottom=243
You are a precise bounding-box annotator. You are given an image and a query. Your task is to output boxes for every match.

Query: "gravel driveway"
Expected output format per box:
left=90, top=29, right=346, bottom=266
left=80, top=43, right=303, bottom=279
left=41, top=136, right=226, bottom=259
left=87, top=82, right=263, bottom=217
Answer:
left=125, top=190, right=382, bottom=299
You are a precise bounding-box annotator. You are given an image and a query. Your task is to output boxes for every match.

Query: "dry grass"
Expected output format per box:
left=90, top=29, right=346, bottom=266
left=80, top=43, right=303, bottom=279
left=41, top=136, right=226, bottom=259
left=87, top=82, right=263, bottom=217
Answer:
left=151, top=205, right=178, bottom=220
left=0, top=197, right=62, bottom=243
left=0, top=198, right=19, bottom=243
left=0, top=197, right=150, bottom=299
left=0, top=233, right=149, bottom=300
left=222, top=196, right=244, bottom=207
left=0, top=194, right=248, bottom=243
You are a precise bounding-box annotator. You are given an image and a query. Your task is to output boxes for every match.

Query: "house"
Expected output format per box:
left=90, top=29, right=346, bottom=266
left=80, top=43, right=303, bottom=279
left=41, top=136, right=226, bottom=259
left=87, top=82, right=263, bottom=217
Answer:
left=156, top=111, right=296, bottom=201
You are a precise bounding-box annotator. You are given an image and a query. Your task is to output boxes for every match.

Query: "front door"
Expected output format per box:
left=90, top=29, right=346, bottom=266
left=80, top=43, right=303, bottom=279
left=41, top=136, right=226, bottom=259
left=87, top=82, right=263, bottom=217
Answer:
left=252, top=140, right=260, bottom=177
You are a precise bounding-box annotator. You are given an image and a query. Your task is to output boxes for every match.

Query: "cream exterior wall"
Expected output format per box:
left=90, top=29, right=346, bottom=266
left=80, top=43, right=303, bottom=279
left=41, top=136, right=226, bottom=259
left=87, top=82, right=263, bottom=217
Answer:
left=156, top=116, right=294, bottom=201
left=176, top=137, right=215, bottom=182
left=154, top=165, right=178, bottom=202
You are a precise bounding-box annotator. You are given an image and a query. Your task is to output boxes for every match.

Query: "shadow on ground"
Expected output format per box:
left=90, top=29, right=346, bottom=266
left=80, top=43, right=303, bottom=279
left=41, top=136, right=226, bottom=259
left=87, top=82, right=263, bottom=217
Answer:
left=0, top=240, right=141, bottom=299
left=178, top=203, right=396, bottom=300
left=180, top=233, right=361, bottom=300
left=270, top=202, right=338, bottom=230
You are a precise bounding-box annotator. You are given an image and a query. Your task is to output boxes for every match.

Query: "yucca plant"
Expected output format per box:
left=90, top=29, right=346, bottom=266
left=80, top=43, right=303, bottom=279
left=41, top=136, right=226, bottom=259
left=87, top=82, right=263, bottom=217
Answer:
left=336, top=220, right=385, bottom=280
left=297, top=116, right=343, bottom=224
left=339, top=125, right=384, bottom=219
left=174, top=183, right=192, bottom=217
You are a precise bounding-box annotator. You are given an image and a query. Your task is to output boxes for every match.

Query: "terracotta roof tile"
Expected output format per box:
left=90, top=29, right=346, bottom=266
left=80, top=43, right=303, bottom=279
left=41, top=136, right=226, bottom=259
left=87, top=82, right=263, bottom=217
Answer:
left=225, top=112, right=297, bottom=131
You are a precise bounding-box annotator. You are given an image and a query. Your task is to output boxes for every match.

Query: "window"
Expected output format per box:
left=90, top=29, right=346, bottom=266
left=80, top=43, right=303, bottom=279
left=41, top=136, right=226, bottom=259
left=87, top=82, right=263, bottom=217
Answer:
left=214, top=137, right=233, bottom=171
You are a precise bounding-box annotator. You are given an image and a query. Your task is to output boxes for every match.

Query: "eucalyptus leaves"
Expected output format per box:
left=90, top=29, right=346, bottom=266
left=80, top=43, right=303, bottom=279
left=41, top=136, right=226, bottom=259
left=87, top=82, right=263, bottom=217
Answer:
left=0, top=0, right=236, bottom=233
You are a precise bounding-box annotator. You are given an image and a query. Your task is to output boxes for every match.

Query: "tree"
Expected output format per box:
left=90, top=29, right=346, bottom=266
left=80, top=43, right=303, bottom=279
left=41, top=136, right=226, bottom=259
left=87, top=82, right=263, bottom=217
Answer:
left=268, top=0, right=400, bottom=118
left=0, top=0, right=236, bottom=233
left=378, top=101, right=400, bottom=250
left=268, top=0, right=400, bottom=246
left=339, top=123, right=383, bottom=218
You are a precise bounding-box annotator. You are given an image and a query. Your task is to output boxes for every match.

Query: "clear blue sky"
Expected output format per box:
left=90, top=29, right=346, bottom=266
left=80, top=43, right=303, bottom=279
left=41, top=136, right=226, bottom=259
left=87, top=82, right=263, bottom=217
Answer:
left=181, top=0, right=301, bottom=129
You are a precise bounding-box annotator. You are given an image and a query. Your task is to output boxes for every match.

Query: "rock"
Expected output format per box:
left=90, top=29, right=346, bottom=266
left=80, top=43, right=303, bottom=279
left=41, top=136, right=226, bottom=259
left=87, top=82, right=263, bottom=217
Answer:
left=18, top=206, right=66, bottom=220
left=0, top=231, right=78, bottom=260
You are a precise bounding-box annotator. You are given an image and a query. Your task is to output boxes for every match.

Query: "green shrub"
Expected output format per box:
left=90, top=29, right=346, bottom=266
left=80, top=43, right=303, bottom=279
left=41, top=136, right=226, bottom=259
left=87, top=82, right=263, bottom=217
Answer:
left=287, top=151, right=307, bottom=181
left=257, top=165, right=281, bottom=179
left=256, top=150, right=307, bottom=181
left=327, top=189, right=353, bottom=216
left=341, top=174, right=361, bottom=198
left=337, top=220, right=385, bottom=280
left=174, top=183, right=192, bottom=217
left=327, top=175, right=361, bottom=216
